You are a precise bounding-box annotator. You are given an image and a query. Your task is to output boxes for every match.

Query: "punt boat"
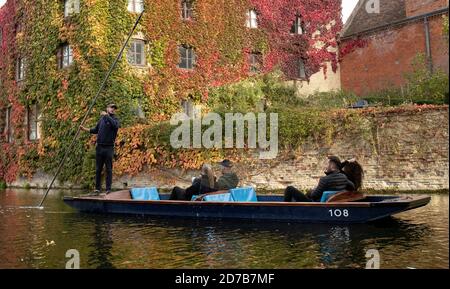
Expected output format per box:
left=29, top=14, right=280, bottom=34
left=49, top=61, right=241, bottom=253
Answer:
left=63, top=187, right=431, bottom=224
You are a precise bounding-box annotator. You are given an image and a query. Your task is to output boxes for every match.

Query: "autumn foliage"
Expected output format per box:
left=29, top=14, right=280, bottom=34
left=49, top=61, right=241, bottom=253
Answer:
left=0, top=0, right=343, bottom=185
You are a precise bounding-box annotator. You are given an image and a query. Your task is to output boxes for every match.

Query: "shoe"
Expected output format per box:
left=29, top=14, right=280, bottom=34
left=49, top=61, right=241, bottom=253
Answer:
left=87, top=190, right=101, bottom=197
left=106, top=190, right=112, bottom=195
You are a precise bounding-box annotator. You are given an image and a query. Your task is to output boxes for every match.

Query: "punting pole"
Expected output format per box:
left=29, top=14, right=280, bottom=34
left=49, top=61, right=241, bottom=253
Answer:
left=35, top=10, right=145, bottom=209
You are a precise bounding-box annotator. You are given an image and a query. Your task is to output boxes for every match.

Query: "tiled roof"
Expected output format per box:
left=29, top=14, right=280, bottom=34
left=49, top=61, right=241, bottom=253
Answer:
left=342, top=0, right=407, bottom=38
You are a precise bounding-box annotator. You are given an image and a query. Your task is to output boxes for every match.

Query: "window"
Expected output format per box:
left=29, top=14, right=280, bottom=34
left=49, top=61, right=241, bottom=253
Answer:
left=298, top=59, right=307, bottom=79
left=16, top=57, right=26, bottom=82
left=5, top=107, right=13, bottom=143
left=246, top=9, right=258, bottom=28
left=128, top=0, right=144, bottom=14
left=181, top=99, right=194, bottom=118
left=64, top=0, right=80, bottom=18
left=27, top=103, right=41, bottom=141
left=290, top=15, right=303, bottom=35
left=127, top=39, right=146, bottom=66
left=248, top=53, right=262, bottom=73
left=181, top=0, right=193, bottom=20
left=58, top=44, right=74, bottom=69
left=181, top=99, right=200, bottom=119
left=178, top=46, right=195, bottom=70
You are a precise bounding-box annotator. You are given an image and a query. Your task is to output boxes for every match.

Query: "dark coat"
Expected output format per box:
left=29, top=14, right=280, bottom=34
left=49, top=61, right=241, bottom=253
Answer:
left=308, top=171, right=355, bottom=202
left=90, top=114, right=120, bottom=146
left=215, top=172, right=239, bottom=191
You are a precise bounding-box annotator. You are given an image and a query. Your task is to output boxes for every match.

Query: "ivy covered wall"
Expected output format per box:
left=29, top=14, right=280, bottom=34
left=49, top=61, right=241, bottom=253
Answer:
left=0, top=0, right=342, bottom=187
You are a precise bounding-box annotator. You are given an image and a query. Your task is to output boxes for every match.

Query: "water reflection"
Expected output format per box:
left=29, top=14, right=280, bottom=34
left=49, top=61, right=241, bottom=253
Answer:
left=58, top=213, right=437, bottom=269
left=88, top=219, right=115, bottom=269
left=0, top=189, right=448, bottom=269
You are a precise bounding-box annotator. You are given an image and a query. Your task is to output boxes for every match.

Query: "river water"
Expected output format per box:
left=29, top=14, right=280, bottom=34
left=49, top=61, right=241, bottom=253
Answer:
left=0, top=189, right=448, bottom=269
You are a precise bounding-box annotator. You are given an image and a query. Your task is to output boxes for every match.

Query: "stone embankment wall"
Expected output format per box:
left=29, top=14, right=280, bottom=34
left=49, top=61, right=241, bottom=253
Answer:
left=9, top=107, right=449, bottom=191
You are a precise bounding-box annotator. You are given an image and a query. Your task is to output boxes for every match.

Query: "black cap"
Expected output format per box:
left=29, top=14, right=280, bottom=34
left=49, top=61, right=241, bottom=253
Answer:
left=218, top=159, right=233, bottom=168
left=107, top=103, right=118, bottom=109
left=328, top=156, right=342, bottom=169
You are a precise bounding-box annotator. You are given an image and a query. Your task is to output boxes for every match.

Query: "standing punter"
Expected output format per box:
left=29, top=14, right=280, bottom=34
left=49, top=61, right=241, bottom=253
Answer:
left=81, top=103, right=120, bottom=195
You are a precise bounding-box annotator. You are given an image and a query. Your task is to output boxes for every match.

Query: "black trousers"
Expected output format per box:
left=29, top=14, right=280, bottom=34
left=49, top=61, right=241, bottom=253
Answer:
left=283, top=186, right=312, bottom=202
left=95, top=145, right=114, bottom=192
left=170, top=179, right=217, bottom=201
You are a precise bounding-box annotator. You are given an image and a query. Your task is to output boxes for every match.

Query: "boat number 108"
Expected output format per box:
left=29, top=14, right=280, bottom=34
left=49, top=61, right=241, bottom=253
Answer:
left=328, top=209, right=349, bottom=218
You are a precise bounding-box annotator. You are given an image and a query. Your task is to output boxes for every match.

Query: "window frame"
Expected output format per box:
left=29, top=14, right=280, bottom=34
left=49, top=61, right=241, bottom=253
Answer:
left=298, top=58, right=307, bottom=79
left=27, top=103, right=41, bottom=142
left=58, top=43, right=74, bottom=69
left=127, top=0, right=144, bottom=14
left=290, top=15, right=304, bottom=35
left=181, top=0, right=194, bottom=20
left=178, top=45, right=196, bottom=70
left=246, top=9, right=258, bottom=29
left=5, top=106, right=13, bottom=143
left=127, top=39, right=147, bottom=67
left=16, top=57, right=26, bottom=82
left=64, top=0, right=80, bottom=18
left=248, top=52, right=262, bottom=74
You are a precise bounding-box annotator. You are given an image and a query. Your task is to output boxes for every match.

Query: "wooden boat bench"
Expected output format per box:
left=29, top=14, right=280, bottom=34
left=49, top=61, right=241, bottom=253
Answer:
left=326, top=191, right=365, bottom=203
left=104, top=190, right=132, bottom=200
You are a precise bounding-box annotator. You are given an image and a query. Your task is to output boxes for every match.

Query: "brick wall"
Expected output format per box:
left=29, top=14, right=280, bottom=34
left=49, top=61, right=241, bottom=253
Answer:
left=10, top=106, right=449, bottom=191
left=405, top=0, right=448, bottom=17
left=340, top=14, right=449, bottom=96
left=229, top=107, right=449, bottom=191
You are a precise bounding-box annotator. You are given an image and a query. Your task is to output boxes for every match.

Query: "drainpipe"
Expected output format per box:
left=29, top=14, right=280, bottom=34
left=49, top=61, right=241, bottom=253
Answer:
left=424, top=16, right=433, bottom=73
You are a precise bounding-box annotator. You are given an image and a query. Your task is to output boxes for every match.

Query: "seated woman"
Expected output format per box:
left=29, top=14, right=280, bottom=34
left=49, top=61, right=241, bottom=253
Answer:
left=170, top=164, right=217, bottom=201
left=341, top=158, right=364, bottom=191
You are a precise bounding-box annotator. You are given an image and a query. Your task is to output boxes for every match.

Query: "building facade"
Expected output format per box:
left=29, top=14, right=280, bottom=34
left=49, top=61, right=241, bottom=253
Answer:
left=340, top=0, right=449, bottom=96
left=0, top=0, right=342, bottom=183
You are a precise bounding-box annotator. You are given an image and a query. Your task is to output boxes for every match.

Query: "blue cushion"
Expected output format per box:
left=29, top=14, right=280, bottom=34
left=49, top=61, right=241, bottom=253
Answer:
left=131, top=187, right=160, bottom=201
left=203, top=193, right=233, bottom=202
left=230, top=187, right=257, bottom=202
left=320, top=191, right=341, bottom=203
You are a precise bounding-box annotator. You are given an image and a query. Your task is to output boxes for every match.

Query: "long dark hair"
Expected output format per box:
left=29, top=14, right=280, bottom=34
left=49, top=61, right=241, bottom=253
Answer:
left=341, top=160, right=365, bottom=191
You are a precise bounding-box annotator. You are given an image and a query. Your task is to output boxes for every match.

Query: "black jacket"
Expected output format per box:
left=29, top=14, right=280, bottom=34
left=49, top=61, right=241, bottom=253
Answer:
left=90, top=114, right=120, bottom=146
left=308, top=171, right=355, bottom=202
